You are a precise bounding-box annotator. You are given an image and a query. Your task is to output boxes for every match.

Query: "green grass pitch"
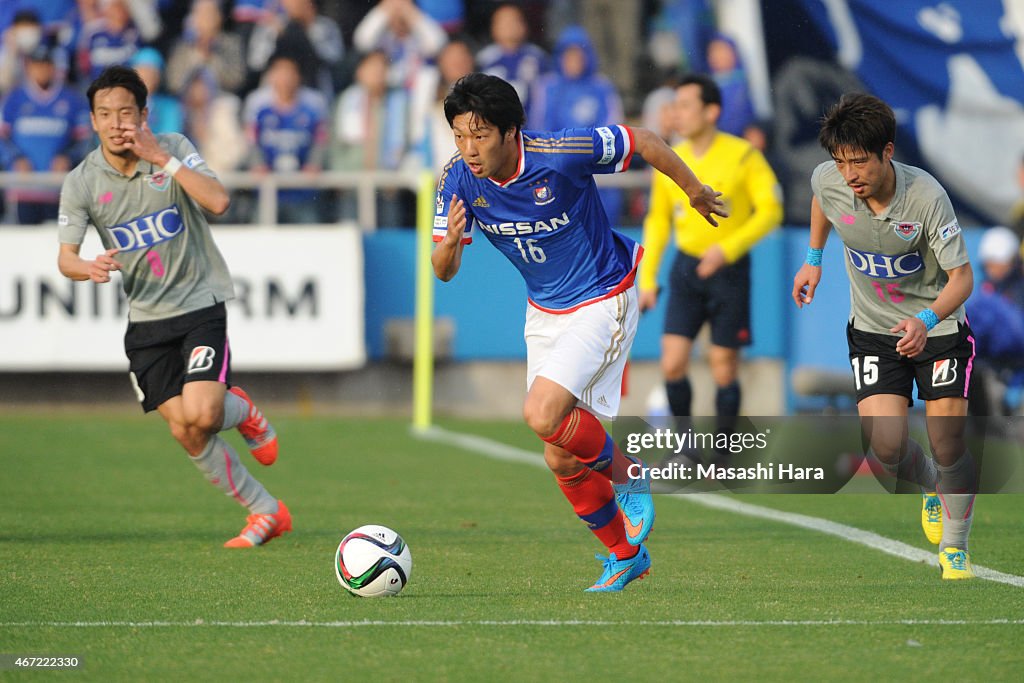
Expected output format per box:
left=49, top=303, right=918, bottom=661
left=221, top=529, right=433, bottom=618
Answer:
left=1, top=413, right=1022, bottom=681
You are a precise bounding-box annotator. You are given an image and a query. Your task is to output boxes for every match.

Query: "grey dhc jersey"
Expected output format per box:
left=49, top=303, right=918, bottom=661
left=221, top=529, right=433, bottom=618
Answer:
left=58, top=133, right=234, bottom=322
left=811, top=160, right=969, bottom=336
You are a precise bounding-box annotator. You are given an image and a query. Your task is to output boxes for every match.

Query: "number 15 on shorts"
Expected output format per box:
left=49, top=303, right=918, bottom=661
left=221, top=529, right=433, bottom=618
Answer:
left=852, top=355, right=879, bottom=391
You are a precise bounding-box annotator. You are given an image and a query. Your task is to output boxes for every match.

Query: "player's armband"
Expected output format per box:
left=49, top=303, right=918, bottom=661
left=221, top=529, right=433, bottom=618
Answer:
left=805, top=247, right=824, bottom=266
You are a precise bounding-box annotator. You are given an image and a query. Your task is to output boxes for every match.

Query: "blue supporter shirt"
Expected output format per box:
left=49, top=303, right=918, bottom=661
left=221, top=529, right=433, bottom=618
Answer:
left=0, top=81, right=89, bottom=200
left=433, top=125, right=641, bottom=312
left=244, top=87, right=327, bottom=203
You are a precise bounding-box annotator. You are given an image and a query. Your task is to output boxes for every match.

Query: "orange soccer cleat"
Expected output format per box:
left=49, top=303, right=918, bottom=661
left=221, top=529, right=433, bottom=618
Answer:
left=229, top=386, right=278, bottom=465
left=224, top=500, right=292, bottom=548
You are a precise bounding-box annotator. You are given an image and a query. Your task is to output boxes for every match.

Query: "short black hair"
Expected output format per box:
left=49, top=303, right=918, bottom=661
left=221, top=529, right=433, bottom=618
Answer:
left=678, top=73, right=722, bottom=107
left=818, top=93, right=895, bottom=160
left=444, top=72, right=525, bottom=138
left=87, top=65, right=148, bottom=111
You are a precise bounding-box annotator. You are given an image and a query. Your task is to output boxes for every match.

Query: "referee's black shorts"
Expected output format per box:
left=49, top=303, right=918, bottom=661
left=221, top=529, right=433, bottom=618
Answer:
left=663, top=251, right=752, bottom=348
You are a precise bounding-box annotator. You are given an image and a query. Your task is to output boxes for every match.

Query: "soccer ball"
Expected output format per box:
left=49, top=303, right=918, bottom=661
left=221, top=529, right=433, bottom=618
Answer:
left=334, top=525, right=412, bottom=597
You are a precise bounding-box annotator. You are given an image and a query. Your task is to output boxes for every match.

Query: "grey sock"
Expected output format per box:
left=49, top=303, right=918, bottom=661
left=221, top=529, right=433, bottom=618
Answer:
left=877, top=440, right=937, bottom=490
left=190, top=435, right=277, bottom=515
left=221, top=391, right=248, bottom=431
left=937, top=451, right=977, bottom=551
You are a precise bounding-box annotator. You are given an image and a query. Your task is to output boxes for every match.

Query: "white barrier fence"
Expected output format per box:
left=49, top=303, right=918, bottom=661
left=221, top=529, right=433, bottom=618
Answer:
left=0, top=169, right=654, bottom=229
left=0, top=227, right=365, bottom=371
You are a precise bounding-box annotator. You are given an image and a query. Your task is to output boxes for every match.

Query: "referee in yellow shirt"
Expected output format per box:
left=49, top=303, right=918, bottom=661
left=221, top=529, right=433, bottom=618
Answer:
left=640, top=73, right=782, bottom=439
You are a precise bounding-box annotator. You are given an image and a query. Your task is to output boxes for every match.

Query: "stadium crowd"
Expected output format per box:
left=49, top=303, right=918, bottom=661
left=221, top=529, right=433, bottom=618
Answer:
left=0, top=0, right=754, bottom=226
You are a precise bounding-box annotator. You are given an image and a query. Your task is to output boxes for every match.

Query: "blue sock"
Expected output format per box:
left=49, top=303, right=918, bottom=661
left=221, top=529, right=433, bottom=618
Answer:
left=715, top=382, right=741, bottom=417
left=666, top=377, right=692, bottom=417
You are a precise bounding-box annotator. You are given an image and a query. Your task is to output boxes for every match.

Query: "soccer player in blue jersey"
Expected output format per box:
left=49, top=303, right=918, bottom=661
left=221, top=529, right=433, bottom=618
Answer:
left=432, top=73, right=726, bottom=591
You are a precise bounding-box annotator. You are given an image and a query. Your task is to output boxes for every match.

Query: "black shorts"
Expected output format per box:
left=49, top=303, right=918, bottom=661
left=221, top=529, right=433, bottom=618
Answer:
left=846, top=320, right=975, bottom=406
left=663, top=251, right=751, bottom=348
left=124, top=303, right=231, bottom=413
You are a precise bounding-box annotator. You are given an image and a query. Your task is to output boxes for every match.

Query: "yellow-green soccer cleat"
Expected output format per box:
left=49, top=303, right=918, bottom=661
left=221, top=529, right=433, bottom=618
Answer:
left=921, top=492, right=943, bottom=545
left=939, top=547, right=975, bottom=580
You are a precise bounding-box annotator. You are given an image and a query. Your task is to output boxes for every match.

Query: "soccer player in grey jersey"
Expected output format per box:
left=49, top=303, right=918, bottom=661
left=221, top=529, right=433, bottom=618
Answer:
left=792, top=93, right=978, bottom=579
left=56, top=66, right=291, bottom=548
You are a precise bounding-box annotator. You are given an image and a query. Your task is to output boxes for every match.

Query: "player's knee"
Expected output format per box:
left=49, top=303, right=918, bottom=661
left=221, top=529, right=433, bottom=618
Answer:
left=523, top=401, right=562, bottom=439
left=168, top=421, right=205, bottom=453
left=184, top=402, right=224, bottom=434
left=869, top=442, right=902, bottom=464
left=662, top=356, right=689, bottom=382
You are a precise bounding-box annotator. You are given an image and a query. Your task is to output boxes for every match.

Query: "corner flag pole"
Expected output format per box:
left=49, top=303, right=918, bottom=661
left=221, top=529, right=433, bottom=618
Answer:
left=412, top=170, right=435, bottom=431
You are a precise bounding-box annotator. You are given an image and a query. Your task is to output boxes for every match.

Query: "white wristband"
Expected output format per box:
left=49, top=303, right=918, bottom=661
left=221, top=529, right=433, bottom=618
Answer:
left=162, top=157, right=183, bottom=177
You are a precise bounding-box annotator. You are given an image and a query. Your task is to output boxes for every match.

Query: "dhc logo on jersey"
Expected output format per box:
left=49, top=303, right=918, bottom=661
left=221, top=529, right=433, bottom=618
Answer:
left=108, top=204, right=184, bottom=252
left=845, top=246, right=924, bottom=279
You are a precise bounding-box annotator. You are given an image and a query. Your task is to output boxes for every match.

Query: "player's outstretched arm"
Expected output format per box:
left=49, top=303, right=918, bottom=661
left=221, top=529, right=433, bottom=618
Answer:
left=58, top=243, right=123, bottom=284
left=792, top=196, right=831, bottom=308
left=122, top=121, right=231, bottom=215
left=632, top=127, right=728, bottom=226
left=432, top=195, right=467, bottom=282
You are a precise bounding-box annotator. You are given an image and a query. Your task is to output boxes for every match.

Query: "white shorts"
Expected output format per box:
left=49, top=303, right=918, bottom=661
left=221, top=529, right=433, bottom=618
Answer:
left=525, top=287, right=639, bottom=419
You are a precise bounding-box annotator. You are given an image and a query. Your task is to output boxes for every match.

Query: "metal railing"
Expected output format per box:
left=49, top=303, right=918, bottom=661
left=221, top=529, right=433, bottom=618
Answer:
left=0, top=168, right=656, bottom=229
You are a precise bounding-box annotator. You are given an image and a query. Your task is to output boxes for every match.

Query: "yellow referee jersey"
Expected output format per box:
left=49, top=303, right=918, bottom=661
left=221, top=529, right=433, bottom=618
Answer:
left=639, top=132, right=782, bottom=292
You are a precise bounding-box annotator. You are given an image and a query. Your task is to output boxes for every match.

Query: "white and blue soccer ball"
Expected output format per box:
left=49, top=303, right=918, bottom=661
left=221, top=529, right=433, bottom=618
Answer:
left=334, top=525, right=412, bottom=597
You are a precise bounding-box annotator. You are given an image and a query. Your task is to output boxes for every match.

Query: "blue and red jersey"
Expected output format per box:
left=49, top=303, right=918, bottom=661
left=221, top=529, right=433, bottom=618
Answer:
left=433, top=125, right=641, bottom=313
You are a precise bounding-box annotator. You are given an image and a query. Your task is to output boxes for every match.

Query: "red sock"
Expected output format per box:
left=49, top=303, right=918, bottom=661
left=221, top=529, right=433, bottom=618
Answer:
left=542, top=408, right=634, bottom=482
left=556, top=468, right=637, bottom=559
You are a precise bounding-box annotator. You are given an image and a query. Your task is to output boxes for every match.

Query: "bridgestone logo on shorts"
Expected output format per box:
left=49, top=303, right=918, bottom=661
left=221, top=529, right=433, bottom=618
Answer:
left=932, top=358, right=957, bottom=387
left=188, top=346, right=216, bottom=374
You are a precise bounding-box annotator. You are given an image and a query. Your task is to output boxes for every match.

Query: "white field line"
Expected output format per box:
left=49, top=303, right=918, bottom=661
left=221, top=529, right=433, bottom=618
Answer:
left=2, top=619, right=1023, bottom=629
left=416, top=426, right=1024, bottom=589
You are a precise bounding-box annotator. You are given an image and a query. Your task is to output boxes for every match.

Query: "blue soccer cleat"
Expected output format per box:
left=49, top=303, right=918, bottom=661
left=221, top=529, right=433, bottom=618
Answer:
left=585, top=545, right=651, bottom=592
left=613, top=456, right=656, bottom=545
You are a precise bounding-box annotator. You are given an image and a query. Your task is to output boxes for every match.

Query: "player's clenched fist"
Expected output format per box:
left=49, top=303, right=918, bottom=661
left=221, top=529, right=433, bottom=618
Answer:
left=90, top=248, right=123, bottom=284
left=444, top=194, right=467, bottom=244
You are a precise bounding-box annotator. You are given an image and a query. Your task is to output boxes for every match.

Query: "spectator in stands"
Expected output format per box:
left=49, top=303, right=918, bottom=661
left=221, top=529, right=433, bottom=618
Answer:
left=248, top=0, right=345, bottom=97
left=58, top=0, right=102, bottom=82
left=166, top=0, right=246, bottom=96
left=130, top=47, right=182, bottom=134
left=244, top=53, right=329, bottom=224
left=578, top=0, right=641, bottom=114
left=531, top=25, right=624, bottom=222
left=476, top=3, right=548, bottom=116
left=706, top=33, right=764, bottom=151
left=1009, top=153, right=1024, bottom=241
left=332, top=49, right=411, bottom=227
left=0, top=10, right=45, bottom=95
left=77, top=0, right=156, bottom=82
left=353, top=0, right=446, bottom=89
left=409, top=37, right=474, bottom=171
left=418, top=0, right=465, bottom=35
left=641, top=67, right=681, bottom=145
left=0, top=42, right=90, bottom=224
left=181, top=66, right=245, bottom=176
left=966, top=226, right=1024, bottom=415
